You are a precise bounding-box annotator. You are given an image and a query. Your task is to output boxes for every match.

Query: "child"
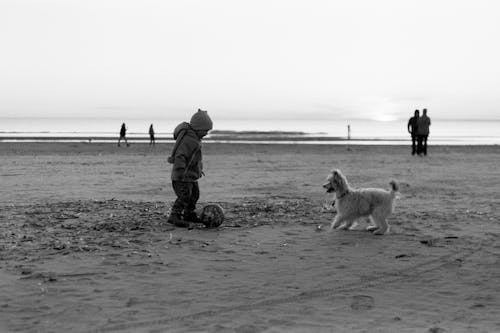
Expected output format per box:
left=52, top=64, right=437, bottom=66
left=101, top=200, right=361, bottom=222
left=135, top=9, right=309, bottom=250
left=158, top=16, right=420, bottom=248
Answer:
left=167, top=109, right=213, bottom=227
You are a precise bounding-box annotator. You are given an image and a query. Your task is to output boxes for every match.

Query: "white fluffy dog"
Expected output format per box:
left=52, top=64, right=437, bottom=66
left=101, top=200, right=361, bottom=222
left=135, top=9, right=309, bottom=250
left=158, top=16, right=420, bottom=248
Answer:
left=322, top=169, right=400, bottom=235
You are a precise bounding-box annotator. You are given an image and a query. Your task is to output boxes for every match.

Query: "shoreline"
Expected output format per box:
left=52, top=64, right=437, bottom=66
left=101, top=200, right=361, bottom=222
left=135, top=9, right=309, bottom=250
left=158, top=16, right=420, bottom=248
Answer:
left=1, top=137, right=498, bottom=146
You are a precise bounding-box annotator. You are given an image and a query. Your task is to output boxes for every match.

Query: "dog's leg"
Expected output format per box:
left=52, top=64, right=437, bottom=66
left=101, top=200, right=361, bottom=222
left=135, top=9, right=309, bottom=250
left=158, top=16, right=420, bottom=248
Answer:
left=341, top=219, right=355, bottom=230
left=365, top=216, right=378, bottom=232
left=330, top=215, right=346, bottom=230
left=371, top=210, right=389, bottom=235
left=373, top=222, right=389, bottom=235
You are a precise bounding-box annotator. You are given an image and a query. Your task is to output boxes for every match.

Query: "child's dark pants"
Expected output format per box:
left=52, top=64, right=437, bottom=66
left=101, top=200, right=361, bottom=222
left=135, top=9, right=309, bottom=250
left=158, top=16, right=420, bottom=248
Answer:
left=171, top=181, right=199, bottom=216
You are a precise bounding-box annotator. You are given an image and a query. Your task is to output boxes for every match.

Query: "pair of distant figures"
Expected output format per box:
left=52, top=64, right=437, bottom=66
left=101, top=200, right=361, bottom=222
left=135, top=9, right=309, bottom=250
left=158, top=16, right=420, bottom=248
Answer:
left=407, top=108, right=431, bottom=156
left=118, top=123, right=156, bottom=147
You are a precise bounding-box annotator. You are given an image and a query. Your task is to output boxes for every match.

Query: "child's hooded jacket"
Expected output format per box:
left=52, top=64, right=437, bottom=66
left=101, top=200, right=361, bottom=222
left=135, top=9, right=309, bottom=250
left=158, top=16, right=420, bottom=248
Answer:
left=170, top=122, right=203, bottom=182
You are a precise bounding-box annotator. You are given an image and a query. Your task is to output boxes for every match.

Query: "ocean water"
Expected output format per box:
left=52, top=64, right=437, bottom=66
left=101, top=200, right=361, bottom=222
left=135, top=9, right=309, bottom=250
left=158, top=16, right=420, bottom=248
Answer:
left=0, top=117, right=498, bottom=145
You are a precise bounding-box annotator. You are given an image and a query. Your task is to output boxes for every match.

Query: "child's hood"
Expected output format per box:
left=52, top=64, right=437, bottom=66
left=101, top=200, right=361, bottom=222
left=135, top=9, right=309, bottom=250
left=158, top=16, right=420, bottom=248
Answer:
left=173, top=122, right=194, bottom=140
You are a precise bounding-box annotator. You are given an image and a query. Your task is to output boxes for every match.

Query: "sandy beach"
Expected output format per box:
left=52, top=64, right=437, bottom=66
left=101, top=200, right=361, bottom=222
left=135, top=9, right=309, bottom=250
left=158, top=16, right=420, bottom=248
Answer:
left=1, top=142, right=499, bottom=333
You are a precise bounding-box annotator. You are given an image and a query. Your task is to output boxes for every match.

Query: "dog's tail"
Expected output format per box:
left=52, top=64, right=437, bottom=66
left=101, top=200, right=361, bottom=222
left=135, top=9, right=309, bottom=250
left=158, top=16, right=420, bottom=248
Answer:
left=389, top=180, right=401, bottom=198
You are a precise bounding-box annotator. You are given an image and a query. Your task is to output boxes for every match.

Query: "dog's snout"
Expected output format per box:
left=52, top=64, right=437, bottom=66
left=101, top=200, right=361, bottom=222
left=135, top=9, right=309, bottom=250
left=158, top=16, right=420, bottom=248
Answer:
left=323, top=182, right=334, bottom=193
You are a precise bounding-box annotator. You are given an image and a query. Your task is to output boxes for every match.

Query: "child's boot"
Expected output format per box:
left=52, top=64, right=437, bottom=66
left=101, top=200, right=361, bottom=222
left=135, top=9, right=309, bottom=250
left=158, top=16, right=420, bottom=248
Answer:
left=184, top=211, right=201, bottom=224
left=167, top=211, right=189, bottom=228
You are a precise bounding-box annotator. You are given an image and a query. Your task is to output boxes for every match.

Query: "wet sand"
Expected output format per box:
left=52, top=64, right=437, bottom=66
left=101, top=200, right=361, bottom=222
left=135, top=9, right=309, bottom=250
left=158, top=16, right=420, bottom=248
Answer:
left=1, top=142, right=499, bottom=332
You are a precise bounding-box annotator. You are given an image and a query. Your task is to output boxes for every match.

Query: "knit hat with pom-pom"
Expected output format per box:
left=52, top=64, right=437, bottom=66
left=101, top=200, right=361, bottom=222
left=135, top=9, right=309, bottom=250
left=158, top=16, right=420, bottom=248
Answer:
left=190, top=109, right=213, bottom=131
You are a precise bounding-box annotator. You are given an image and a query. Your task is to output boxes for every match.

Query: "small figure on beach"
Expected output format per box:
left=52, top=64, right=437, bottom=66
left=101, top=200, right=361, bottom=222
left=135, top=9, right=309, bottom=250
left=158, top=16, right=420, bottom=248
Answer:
left=149, top=124, right=155, bottom=145
left=167, top=109, right=213, bottom=228
left=118, top=123, right=130, bottom=147
left=347, top=124, right=351, bottom=140
left=417, top=108, right=431, bottom=156
left=407, top=110, right=419, bottom=155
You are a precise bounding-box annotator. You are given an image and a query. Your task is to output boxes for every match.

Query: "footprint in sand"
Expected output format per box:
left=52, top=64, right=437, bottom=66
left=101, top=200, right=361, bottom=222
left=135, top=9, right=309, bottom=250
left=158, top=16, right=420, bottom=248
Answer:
left=350, top=295, right=374, bottom=311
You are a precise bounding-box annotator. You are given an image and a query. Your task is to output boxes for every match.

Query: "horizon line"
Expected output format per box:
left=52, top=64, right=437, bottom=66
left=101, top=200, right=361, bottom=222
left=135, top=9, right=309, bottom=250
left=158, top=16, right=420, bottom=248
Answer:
left=1, top=116, right=500, bottom=122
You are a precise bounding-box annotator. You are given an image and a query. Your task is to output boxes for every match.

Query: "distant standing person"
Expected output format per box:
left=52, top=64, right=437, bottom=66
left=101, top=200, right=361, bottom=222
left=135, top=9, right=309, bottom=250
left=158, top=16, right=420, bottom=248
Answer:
left=407, top=110, right=420, bottom=155
left=417, top=108, right=431, bottom=156
left=149, top=124, right=155, bottom=145
left=118, top=123, right=129, bottom=147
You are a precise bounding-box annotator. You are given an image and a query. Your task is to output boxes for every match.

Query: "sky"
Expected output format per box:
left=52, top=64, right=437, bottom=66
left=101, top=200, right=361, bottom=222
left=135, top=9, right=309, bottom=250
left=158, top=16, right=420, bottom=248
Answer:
left=1, top=0, right=500, bottom=121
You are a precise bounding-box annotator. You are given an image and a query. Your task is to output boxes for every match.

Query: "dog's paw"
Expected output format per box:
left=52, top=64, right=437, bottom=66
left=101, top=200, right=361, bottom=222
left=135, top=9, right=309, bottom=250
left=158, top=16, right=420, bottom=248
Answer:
left=348, top=222, right=359, bottom=230
left=373, top=229, right=388, bottom=235
left=330, top=222, right=338, bottom=229
left=366, top=225, right=378, bottom=232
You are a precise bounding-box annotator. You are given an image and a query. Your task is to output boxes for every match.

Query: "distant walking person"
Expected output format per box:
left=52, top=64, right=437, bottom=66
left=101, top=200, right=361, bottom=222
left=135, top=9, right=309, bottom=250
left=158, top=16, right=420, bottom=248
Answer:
left=417, top=108, right=431, bottom=156
left=407, top=110, right=420, bottom=155
left=118, top=123, right=130, bottom=147
left=149, top=124, right=155, bottom=145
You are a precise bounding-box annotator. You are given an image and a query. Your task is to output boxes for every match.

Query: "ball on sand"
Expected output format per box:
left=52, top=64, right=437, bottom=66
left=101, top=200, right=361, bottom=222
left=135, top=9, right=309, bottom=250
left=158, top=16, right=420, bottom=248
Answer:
left=200, top=204, right=225, bottom=228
